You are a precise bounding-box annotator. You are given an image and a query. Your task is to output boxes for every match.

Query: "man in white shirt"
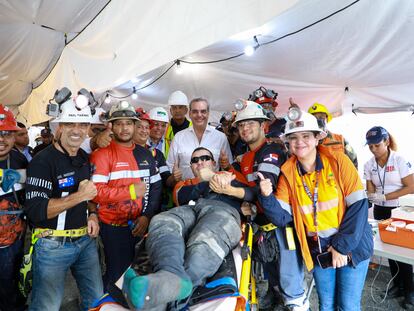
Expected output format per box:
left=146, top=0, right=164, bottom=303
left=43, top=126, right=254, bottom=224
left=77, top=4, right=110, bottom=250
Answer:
left=167, top=98, right=233, bottom=180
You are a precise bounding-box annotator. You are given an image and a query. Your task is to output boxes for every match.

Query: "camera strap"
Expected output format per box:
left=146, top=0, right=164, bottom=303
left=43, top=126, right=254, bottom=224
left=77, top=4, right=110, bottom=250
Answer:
left=296, top=161, right=322, bottom=253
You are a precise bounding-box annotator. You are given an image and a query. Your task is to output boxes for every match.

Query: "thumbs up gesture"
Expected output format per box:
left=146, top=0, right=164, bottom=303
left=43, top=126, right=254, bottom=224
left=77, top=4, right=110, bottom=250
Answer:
left=219, top=148, right=230, bottom=170
left=257, top=172, right=273, bottom=197
left=95, top=122, right=113, bottom=148
left=289, top=97, right=300, bottom=109
left=172, top=161, right=182, bottom=182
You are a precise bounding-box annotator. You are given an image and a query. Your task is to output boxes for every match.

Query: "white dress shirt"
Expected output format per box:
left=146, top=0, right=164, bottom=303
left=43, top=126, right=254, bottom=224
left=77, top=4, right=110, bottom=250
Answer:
left=167, top=125, right=233, bottom=179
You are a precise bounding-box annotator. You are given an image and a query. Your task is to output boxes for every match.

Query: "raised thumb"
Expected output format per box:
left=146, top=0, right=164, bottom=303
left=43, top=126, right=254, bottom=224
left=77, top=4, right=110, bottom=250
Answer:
left=257, top=172, right=265, bottom=181
left=106, top=122, right=113, bottom=132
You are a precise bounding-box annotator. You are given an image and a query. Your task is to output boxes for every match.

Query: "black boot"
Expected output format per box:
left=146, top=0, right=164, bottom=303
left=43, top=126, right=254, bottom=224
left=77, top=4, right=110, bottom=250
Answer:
left=382, top=285, right=404, bottom=299
left=402, top=292, right=414, bottom=310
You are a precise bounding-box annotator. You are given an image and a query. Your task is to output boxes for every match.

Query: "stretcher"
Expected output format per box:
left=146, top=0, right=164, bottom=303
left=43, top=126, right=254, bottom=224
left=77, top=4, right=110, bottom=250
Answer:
left=90, top=221, right=258, bottom=311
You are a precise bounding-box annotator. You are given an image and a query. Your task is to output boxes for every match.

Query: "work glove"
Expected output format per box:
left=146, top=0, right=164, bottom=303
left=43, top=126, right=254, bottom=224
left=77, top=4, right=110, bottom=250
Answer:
left=0, top=169, right=22, bottom=192
left=368, top=192, right=386, bottom=204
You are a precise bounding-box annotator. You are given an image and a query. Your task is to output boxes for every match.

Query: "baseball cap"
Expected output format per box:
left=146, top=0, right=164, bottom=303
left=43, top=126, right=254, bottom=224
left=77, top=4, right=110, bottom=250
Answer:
left=41, top=128, right=52, bottom=137
left=365, top=126, right=389, bottom=145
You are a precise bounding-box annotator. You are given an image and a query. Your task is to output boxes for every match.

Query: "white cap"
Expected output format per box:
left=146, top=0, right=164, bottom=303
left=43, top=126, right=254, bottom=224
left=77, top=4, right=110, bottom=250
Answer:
left=168, top=91, right=188, bottom=106
left=282, top=111, right=327, bottom=139
left=90, top=107, right=106, bottom=124
left=149, top=107, right=169, bottom=123
left=51, top=98, right=93, bottom=123
left=233, top=101, right=269, bottom=126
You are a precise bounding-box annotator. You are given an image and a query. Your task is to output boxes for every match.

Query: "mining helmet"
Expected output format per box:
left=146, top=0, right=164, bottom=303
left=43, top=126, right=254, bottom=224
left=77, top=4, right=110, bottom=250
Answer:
left=51, top=98, right=93, bottom=123
left=233, top=101, right=270, bottom=126
left=149, top=107, right=169, bottom=123
left=308, top=103, right=332, bottom=123
left=0, top=105, right=20, bottom=131
left=283, top=111, right=327, bottom=139
left=107, top=101, right=139, bottom=122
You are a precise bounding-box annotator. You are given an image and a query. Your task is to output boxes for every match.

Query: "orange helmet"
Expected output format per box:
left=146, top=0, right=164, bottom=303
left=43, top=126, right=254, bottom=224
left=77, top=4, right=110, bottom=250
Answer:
left=0, top=104, right=20, bottom=131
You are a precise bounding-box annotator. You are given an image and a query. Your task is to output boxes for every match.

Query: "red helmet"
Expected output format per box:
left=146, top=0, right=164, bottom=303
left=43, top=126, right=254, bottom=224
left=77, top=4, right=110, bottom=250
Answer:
left=248, top=87, right=279, bottom=108
left=135, top=107, right=151, bottom=122
left=0, top=104, right=20, bottom=131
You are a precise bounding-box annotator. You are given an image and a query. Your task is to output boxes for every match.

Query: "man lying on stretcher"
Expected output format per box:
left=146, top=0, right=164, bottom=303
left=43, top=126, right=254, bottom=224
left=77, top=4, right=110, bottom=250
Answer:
left=122, top=147, right=250, bottom=310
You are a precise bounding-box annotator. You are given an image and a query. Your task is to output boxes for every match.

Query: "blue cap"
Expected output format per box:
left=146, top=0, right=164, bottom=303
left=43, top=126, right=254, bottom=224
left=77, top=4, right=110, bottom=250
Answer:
left=365, top=126, right=389, bottom=145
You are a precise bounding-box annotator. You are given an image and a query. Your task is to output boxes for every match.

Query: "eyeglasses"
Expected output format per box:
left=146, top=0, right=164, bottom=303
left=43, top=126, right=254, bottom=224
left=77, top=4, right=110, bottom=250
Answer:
left=236, top=120, right=258, bottom=129
left=0, top=131, right=13, bottom=138
left=190, top=155, right=213, bottom=164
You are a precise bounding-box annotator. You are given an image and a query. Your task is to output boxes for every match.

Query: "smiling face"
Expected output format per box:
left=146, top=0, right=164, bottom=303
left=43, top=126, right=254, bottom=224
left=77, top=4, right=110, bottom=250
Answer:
left=58, top=123, right=89, bottom=150
left=150, top=121, right=167, bottom=142
left=189, top=100, right=209, bottom=129
left=0, top=131, right=16, bottom=160
left=190, top=148, right=216, bottom=177
left=134, top=119, right=150, bottom=146
left=237, top=120, right=263, bottom=145
left=112, top=119, right=135, bottom=145
left=286, top=131, right=319, bottom=160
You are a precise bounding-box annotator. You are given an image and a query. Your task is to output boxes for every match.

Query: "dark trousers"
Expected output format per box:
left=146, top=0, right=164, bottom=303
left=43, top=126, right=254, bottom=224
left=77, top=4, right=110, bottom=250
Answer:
left=374, top=205, right=413, bottom=295
left=0, top=238, right=26, bottom=311
left=100, top=223, right=138, bottom=291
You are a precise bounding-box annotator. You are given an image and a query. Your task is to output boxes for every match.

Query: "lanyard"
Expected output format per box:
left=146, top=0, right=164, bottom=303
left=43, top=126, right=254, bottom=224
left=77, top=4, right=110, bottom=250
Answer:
left=297, top=161, right=322, bottom=252
left=376, top=152, right=389, bottom=205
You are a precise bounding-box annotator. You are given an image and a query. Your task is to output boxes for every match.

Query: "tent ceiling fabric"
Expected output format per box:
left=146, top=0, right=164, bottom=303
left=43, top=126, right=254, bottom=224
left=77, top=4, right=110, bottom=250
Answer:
left=16, top=0, right=297, bottom=125
left=0, top=0, right=110, bottom=114
left=4, top=0, right=414, bottom=125
left=114, top=0, right=414, bottom=119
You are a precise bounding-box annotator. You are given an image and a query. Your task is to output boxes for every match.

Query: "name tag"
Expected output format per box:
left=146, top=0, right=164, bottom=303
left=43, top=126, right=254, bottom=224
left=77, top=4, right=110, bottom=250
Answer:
left=58, top=176, right=75, bottom=188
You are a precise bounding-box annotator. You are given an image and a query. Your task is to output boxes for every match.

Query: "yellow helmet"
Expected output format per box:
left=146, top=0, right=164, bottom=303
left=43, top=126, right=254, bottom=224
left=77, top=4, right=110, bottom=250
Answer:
left=308, top=103, right=332, bottom=123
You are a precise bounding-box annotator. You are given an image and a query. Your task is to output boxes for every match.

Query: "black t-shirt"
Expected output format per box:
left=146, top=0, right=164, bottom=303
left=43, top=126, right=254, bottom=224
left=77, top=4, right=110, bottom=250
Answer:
left=0, top=149, right=28, bottom=204
left=170, top=118, right=190, bottom=135
left=32, top=142, right=51, bottom=157
left=25, top=144, right=91, bottom=229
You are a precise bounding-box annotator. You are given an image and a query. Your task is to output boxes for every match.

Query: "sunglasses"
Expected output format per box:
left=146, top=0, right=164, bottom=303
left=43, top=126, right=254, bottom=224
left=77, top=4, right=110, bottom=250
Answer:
left=190, top=155, right=213, bottom=164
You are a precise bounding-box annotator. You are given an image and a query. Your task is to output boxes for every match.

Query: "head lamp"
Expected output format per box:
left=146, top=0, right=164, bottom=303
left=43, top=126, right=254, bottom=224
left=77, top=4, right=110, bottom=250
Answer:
left=75, top=95, right=89, bottom=110
left=234, top=99, right=246, bottom=111
left=287, top=107, right=302, bottom=122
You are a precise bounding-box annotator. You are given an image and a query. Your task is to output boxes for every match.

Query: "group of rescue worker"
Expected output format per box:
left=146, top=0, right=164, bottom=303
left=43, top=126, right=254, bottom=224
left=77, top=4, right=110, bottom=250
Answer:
left=0, top=86, right=411, bottom=311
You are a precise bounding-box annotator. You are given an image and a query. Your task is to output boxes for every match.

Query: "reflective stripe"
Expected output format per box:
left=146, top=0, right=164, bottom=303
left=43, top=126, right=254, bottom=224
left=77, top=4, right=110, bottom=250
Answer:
left=345, top=189, right=367, bottom=207
left=278, top=199, right=292, bottom=215
left=159, top=165, right=170, bottom=174
left=193, top=233, right=226, bottom=260
left=301, top=198, right=338, bottom=214
left=91, top=174, right=109, bottom=183
left=150, top=173, right=161, bottom=184
left=258, top=163, right=280, bottom=176
left=307, top=227, right=338, bottom=238
left=109, top=169, right=150, bottom=180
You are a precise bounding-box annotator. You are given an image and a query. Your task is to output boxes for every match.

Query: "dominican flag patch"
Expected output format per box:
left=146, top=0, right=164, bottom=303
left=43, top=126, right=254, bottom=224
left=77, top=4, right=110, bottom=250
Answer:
left=263, top=153, right=279, bottom=163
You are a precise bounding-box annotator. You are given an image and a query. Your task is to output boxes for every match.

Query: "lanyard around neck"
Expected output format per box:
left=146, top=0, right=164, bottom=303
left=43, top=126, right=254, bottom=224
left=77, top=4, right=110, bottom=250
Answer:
left=376, top=151, right=390, bottom=204
left=297, top=161, right=322, bottom=252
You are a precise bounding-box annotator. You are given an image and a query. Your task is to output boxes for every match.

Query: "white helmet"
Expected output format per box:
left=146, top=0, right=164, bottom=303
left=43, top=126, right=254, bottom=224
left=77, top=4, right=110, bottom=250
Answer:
left=51, top=98, right=92, bottom=123
left=282, top=111, right=327, bottom=139
left=233, top=101, right=269, bottom=126
left=168, top=91, right=188, bottom=106
left=149, top=107, right=169, bottom=123
left=90, top=107, right=106, bottom=124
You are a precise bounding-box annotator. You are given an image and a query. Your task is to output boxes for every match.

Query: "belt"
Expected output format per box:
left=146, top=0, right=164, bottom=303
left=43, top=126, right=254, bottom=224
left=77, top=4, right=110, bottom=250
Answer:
left=259, top=223, right=277, bottom=232
left=34, top=227, right=88, bottom=239
left=258, top=223, right=296, bottom=251
left=43, top=235, right=84, bottom=243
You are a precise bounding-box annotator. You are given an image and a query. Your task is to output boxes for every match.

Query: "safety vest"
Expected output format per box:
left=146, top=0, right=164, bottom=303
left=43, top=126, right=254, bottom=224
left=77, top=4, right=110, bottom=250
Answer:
left=165, top=120, right=192, bottom=159
left=321, top=132, right=345, bottom=153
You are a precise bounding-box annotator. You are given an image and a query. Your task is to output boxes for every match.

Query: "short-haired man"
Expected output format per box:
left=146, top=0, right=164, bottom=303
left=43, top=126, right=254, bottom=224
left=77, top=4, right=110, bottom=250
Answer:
left=32, top=128, right=53, bottom=157
left=165, top=90, right=192, bottom=152
left=90, top=101, right=162, bottom=290
left=0, top=105, right=28, bottom=311
left=122, top=147, right=242, bottom=310
left=14, top=122, right=33, bottom=162
left=25, top=96, right=103, bottom=310
left=167, top=98, right=233, bottom=180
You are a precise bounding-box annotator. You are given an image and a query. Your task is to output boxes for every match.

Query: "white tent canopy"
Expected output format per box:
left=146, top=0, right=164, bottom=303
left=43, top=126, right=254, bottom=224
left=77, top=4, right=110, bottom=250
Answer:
left=14, top=0, right=297, bottom=125
left=1, top=0, right=413, bottom=125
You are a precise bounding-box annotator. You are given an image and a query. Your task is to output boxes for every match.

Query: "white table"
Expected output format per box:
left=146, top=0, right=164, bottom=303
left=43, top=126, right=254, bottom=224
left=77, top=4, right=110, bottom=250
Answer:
left=374, top=231, right=414, bottom=265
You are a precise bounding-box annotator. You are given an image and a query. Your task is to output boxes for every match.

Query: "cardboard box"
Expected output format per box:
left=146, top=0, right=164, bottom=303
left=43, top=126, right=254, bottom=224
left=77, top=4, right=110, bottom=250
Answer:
left=378, top=218, right=414, bottom=249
